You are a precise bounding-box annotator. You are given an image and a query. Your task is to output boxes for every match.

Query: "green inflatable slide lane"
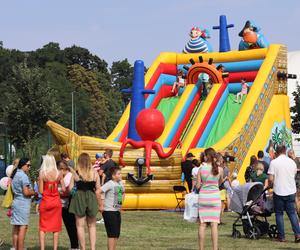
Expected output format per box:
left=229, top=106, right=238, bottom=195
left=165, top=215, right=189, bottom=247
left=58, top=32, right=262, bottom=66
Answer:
left=204, top=93, right=244, bottom=147
left=156, top=96, right=180, bottom=123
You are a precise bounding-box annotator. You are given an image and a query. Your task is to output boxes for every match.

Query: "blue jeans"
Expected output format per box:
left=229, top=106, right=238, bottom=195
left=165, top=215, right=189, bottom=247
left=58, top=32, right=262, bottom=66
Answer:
left=273, top=193, right=300, bottom=239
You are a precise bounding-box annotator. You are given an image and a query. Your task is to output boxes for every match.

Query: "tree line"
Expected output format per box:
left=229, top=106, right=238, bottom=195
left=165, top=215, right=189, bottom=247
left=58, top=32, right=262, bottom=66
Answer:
left=0, top=41, right=133, bottom=163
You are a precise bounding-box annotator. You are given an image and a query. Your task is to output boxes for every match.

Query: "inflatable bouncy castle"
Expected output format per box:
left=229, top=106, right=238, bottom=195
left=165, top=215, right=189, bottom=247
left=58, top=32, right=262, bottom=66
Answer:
left=47, top=15, right=295, bottom=209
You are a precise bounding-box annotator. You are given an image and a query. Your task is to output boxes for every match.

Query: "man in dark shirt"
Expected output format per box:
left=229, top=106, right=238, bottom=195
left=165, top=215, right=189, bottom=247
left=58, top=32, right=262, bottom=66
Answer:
left=181, top=152, right=195, bottom=192
left=99, top=149, right=116, bottom=185
left=257, top=150, right=269, bottom=174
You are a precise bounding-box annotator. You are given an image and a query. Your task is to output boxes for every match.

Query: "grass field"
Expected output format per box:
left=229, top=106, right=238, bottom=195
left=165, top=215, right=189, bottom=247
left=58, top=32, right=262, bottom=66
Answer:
left=1, top=197, right=300, bottom=249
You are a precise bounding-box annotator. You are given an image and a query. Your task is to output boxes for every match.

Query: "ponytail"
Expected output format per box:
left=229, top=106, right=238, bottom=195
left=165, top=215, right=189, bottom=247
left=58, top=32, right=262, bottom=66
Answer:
left=10, top=157, right=30, bottom=179
left=204, top=148, right=219, bottom=176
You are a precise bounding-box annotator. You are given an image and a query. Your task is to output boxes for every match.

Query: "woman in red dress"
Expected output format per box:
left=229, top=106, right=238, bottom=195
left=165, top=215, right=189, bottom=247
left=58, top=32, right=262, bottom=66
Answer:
left=39, top=154, right=65, bottom=250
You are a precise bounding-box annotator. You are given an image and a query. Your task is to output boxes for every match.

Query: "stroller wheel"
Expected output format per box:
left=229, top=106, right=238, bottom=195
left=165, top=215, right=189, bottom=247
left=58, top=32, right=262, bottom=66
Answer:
left=268, top=224, right=278, bottom=238
left=247, top=226, right=261, bottom=240
left=232, top=229, right=241, bottom=239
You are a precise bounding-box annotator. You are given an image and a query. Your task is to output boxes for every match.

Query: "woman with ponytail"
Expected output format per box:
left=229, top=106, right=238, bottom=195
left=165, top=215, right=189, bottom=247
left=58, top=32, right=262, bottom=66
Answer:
left=11, top=157, right=36, bottom=250
left=196, top=148, right=224, bottom=250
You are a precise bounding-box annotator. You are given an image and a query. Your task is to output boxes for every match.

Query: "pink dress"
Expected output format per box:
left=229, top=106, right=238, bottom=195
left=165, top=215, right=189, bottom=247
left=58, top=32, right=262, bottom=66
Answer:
left=198, top=163, right=221, bottom=223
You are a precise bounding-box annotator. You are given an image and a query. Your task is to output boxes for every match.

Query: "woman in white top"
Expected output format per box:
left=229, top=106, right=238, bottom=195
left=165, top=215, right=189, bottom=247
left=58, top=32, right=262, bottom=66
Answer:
left=58, top=161, right=79, bottom=250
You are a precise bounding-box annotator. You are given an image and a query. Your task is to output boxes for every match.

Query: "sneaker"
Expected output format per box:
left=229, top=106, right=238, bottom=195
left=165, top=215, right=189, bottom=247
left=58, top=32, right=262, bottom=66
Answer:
left=295, top=235, right=300, bottom=243
left=276, top=237, right=286, bottom=243
left=96, top=218, right=104, bottom=224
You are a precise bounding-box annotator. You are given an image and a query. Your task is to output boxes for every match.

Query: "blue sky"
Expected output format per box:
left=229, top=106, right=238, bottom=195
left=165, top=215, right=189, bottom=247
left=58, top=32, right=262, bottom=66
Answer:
left=1, top=1, right=299, bottom=66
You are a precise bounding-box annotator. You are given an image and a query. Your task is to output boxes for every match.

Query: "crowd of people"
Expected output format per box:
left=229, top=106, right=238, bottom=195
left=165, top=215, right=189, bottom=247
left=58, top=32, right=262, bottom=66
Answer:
left=6, top=149, right=124, bottom=250
left=1, top=144, right=300, bottom=250
left=181, top=145, right=300, bottom=250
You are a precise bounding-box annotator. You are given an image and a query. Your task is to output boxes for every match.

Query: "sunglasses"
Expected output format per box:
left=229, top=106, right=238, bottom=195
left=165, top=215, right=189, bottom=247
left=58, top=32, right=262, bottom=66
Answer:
left=26, top=164, right=32, bottom=167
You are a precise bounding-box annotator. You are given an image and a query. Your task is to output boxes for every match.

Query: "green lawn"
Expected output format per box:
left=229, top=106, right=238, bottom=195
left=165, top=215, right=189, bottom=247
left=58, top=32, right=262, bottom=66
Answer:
left=1, top=197, right=300, bottom=249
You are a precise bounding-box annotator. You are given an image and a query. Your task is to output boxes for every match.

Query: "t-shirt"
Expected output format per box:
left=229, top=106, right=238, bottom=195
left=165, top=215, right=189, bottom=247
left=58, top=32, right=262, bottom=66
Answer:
left=223, top=166, right=229, bottom=177
left=192, top=166, right=200, bottom=179
left=101, top=180, right=125, bottom=211
left=258, top=160, right=269, bottom=174
left=100, top=159, right=116, bottom=183
left=181, top=160, right=193, bottom=182
left=60, top=172, right=72, bottom=208
left=268, top=154, right=297, bottom=196
left=231, top=179, right=240, bottom=188
left=250, top=172, right=268, bottom=184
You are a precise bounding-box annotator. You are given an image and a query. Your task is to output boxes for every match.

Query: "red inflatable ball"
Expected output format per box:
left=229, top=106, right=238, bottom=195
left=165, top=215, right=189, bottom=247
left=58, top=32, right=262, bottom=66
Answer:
left=135, top=108, right=165, bottom=141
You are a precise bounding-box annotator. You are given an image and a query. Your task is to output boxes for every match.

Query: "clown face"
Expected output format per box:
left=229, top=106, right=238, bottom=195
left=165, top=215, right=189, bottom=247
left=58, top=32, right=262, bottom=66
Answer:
left=190, top=28, right=202, bottom=39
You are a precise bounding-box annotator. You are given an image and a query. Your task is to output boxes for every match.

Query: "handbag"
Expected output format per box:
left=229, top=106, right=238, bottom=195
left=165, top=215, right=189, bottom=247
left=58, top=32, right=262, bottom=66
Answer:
left=2, top=184, right=13, bottom=208
left=184, top=192, right=199, bottom=223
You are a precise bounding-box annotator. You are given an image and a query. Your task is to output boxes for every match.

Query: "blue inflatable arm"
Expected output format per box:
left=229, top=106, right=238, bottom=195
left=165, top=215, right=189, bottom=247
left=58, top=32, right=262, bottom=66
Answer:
left=213, top=15, right=234, bottom=52
left=123, top=60, right=156, bottom=141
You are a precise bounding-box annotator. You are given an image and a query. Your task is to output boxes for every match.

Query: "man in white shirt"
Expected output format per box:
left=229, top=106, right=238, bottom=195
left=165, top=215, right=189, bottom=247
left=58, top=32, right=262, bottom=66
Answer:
left=268, top=145, right=300, bottom=243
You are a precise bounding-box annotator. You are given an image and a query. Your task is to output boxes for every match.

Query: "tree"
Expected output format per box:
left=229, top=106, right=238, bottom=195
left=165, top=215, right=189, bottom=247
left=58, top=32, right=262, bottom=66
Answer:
left=2, top=63, right=62, bottom=158
left=110, top=59, right=134, bottom=107
left=68, top=64, right=109, bottom=137
left=28, top=42, right=64, bottom=67
left=64, top=45, right=108, bottom=73
left=291, top=84, right=300, bottom=135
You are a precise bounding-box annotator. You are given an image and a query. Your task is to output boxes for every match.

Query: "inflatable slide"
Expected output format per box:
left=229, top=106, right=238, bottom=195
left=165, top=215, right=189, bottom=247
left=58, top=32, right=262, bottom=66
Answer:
left=47, top=44, right=291, bottom=209
left=47, top=16, right=292, bottom=209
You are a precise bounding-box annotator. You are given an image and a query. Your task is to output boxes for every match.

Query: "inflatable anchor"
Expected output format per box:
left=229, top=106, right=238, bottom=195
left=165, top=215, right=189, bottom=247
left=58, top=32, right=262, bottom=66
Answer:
left=127, top=158, right=154, bottom=185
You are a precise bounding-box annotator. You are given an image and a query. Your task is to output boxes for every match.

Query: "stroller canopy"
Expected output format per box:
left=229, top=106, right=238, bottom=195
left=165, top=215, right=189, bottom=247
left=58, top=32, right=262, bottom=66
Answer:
left=230, top=182, right=264, bottom=214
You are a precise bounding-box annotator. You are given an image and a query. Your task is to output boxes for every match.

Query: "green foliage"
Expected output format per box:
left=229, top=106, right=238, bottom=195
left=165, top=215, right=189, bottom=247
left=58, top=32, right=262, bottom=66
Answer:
left=111, top=59, right=133, bottom=106
left=291, top=84, right=300, bottom=135
left=1, top=63, right=62, bottom=173
left=0, top=41, right=134, bottom=168
left=68, top=64, right=109, bottom=137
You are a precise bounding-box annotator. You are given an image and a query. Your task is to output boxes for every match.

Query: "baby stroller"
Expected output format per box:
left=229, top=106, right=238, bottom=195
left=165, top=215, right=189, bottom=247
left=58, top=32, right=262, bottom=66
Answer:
left=230, top=182, right=278, bottom=240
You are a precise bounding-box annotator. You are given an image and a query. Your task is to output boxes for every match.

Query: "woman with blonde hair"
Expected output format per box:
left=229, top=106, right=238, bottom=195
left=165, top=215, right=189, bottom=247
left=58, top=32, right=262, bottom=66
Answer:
left=39, top=154, right=65, bottom=250
left=69, top=153, right=101, bottom=250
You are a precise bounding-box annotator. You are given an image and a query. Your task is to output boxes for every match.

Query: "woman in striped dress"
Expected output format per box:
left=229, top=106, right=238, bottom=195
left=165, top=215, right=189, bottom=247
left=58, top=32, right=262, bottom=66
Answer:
left=197, top=148, right=223, bottom=250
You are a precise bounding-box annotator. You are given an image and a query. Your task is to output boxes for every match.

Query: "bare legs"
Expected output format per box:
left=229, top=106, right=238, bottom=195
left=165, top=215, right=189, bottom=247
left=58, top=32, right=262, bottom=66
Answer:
left=12, top=225, right=27, bottom=250
left=198, top=222, right=218, bottom=250
left=198, top=223, right=206, bottom=250
left=108, top=238, right=118, bottom=250
left=87, top=216, right=97, bottom=250
left=39, top=231, right=59, bottom=250
left=39, top=231, right=45, bottom=250
left=12, top=225, right=18, bottom=249
left=211, top=222, right=219, bottom=250
left=235, top=92, right=245, bottom=103
left=76, top=215, right=86, bottom=250
left=76, top=215, right=97, bottom=250
left=53, top=232, right=59, bottom=250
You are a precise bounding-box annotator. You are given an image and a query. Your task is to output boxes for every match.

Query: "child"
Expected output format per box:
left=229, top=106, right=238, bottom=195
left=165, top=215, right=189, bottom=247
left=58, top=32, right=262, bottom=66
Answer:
left=171, top=69, right=186, bottom=96
left=235, top=78, right=249, bottom=103
left=100, top=167, right=125, bottom=250
left=93, top=152, right=104, bottom=171
left=216, top=64, right=225, bottom=73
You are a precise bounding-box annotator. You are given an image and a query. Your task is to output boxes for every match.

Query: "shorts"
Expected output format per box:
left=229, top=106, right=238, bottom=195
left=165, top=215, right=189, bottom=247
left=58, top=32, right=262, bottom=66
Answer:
left=69, top=190, right=98, bottom=218
left=102, top=211, right=121, bottom=238
left=220, top=189, right=227, bottom=201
